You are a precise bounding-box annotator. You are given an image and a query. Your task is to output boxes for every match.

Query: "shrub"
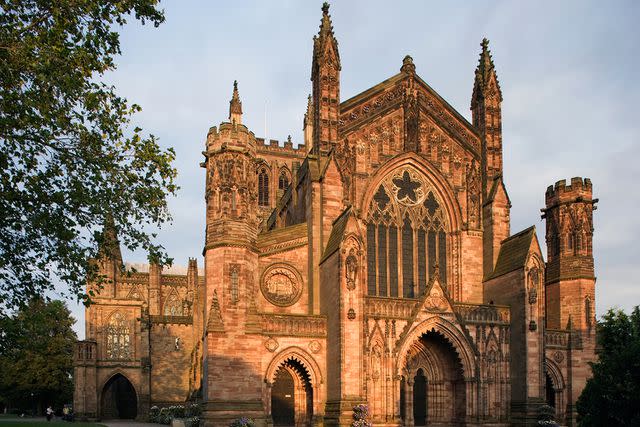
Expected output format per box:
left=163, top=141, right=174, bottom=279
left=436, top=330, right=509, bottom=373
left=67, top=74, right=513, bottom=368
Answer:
left=352, top=404, right=372, bottom=427
left=149, top=406, right=160, bottom=423
left=229, top=417, right=256, bottom=427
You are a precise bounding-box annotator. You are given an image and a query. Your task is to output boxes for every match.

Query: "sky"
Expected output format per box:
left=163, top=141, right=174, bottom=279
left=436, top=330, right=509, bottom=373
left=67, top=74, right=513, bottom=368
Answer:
left=68, top=1, right=640, bottom=338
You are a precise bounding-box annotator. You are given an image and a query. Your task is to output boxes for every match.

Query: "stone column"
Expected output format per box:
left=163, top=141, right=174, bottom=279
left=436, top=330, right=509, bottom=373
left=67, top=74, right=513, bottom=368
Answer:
left=405, top=379, right=414, bottom=427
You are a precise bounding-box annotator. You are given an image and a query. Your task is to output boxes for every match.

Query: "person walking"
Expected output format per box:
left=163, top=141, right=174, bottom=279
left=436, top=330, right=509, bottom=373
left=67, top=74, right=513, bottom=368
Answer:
left=46, top=406, right=53, bottom=422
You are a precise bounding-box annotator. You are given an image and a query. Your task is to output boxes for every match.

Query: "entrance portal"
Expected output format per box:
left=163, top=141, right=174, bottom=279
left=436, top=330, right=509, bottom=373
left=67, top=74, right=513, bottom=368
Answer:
left=270, top=358, right=313, bottom=426
left=402, top=330, right=466, bottom=425
left=101, top=374, right=137, bottom=419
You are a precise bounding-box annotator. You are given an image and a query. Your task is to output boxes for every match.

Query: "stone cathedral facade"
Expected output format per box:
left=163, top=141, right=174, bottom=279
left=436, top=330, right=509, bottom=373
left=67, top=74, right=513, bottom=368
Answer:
left=74, top=4, right=599, bottom=427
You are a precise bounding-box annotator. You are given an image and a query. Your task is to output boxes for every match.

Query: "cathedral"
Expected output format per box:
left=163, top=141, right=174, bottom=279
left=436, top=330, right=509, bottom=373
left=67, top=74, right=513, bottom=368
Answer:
left=73, top=4, right=598, bottom=427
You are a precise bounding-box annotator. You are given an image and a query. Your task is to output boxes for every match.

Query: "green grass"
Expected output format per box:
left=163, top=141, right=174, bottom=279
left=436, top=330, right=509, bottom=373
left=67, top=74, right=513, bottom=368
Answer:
left=0, top=415, right=105, bottom=427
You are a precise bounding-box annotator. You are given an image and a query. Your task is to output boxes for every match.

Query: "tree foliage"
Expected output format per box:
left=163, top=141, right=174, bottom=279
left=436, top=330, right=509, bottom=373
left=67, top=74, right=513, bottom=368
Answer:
left=577, top=306, right=640, bottom=426
left=0, top=299, right=77, bottom=412
left=0, top=0, right=177, bottom=307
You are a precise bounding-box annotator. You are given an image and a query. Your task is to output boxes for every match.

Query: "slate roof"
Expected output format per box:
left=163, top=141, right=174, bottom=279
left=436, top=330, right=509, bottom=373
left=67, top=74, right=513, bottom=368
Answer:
left=486, top=226, right=536, bottom=280
left=320, top=206, right=352, bottom=264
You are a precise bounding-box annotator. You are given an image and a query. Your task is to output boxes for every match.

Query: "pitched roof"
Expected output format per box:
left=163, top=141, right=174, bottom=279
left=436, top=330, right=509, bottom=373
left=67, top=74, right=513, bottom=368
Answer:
left=320, top=206, right=352, bottom=263
left=486, top=226, right=536, bottom=280
left=484, top=174, right=512, bottom=207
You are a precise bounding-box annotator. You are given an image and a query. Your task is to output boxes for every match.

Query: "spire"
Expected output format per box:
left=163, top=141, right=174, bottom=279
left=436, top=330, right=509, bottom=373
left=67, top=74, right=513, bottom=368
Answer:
left=312, top=2, right=341, bottom=78
left=229, top=80, right=243, bottom=125
left=472, top=38, right=502, bottom=108
left=99, top=213, right=122, bottom=263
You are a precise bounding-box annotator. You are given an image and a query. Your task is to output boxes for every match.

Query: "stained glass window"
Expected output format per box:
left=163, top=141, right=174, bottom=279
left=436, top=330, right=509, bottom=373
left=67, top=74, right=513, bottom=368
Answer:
left=366, top=168, right=449, bottom=298
left=106, top=312, right=131, bottom=360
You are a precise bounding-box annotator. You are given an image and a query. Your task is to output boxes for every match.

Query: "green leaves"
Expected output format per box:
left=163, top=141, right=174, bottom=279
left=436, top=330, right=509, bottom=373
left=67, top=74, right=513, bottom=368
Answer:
left=0, top=1, right=176, bottom=307
left=0, top=299, right=77, bottom=410
left=577, top=307, right=640, bottom=426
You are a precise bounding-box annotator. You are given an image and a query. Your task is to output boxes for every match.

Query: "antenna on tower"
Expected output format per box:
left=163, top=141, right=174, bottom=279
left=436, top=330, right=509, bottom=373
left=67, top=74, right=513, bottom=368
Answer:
left=264, top=99, right=268, bottom=143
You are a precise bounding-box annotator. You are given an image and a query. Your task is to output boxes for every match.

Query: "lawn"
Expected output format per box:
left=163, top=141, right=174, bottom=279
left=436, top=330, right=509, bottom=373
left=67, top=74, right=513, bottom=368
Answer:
left=0, top=415, right=105, bottom=427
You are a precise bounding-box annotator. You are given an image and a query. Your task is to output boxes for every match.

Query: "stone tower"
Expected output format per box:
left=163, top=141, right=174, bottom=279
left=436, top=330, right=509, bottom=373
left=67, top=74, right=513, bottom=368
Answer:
left=201, top=82, right=264, bottom=425
left=542, top=177, right=598, bottom=426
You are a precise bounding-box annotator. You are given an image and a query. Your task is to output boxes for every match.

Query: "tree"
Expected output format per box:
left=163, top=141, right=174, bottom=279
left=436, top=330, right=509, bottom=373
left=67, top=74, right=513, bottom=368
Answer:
left=0, top=0, right=177, bottom=308
left=0, top=299, right=77, bottom=413
left=577, top=306, right=640, bottom=426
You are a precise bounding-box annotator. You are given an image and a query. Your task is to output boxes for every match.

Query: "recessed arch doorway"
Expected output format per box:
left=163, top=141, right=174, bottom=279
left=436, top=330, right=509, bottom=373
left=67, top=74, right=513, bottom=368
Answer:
left=401, top=330, right=466, bottom=425
left=270, top=358, right=313, bottom=426
left=101, top=373, right=137, bottom=419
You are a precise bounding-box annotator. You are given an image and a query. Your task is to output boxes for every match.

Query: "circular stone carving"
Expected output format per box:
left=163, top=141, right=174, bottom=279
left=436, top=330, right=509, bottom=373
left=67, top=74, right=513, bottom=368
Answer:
left=308, top=340, right=321, bottom=354
left=260, top=264, right=303, bottom=307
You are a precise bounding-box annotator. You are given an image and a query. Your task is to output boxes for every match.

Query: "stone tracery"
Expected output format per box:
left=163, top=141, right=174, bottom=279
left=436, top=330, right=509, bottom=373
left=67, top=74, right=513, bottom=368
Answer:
left=366, top=166, right=449, bottom=298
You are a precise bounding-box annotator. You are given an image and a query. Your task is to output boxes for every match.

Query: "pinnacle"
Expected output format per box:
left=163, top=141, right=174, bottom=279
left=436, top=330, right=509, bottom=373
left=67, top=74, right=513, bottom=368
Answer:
left=322, top=2, right=330, bottom=14
left=401, top=55, right=416, bottom=74
left=229, top=79, right=242, bottom=122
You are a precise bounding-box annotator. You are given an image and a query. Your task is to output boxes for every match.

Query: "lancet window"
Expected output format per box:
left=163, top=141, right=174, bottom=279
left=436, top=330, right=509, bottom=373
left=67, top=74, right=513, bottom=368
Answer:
left=278, top=170, right=290, bottom=191
left=106, top=311, right=131, bottom=359
left=258, top=167, right=270, bottom=206
left=366, top=167, right=449, bottom=298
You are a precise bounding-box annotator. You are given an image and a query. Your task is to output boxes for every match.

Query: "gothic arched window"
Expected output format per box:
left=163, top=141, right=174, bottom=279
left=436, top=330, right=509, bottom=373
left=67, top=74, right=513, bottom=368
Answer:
left=106, top=311, right=131, bottom=359
left=278, top=170, right=290, bottom=191
left=258, top=167, right=270, bottom=206
left=164, top=293, right=182, bottom=316
left=366, top=168, right=449, bottom=298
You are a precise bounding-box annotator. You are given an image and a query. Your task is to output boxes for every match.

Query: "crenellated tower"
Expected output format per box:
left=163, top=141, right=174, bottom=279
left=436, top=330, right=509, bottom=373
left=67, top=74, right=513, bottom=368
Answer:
left=201, top=82, right=264, bottom=425
left=471, top=38, right=503, bottom=197
left=203, top=81, right=259, bottom=247
left=311, top=2, right=340, bottom=154
left=542, top=177, right=598, bottom=426
left=542, top=177, right=597, bottom=331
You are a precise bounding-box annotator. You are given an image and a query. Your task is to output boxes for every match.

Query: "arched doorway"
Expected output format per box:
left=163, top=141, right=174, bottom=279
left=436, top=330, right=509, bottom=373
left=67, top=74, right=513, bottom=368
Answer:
left=545, top=372, right=556, bottom=409
left=271, top=358, right=313, bottom=426
left=101, top=373, right=137, bottom=419
left=401, top=331, right=466, bottom=425
left=413, top=369, right=427, bottom=425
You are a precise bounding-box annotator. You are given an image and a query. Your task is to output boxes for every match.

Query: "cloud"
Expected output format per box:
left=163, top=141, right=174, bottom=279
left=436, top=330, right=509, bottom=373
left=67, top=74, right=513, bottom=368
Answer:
left=68, top=1, right=639, bottom=337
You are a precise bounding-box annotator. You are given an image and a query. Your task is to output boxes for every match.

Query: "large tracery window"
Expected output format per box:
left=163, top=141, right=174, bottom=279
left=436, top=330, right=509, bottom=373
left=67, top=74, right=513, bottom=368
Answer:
left=106, top=311, right=131, bottom=359
left=366, top=168, right=449, bottom=298
left=258, top=167, right=270, bottom=206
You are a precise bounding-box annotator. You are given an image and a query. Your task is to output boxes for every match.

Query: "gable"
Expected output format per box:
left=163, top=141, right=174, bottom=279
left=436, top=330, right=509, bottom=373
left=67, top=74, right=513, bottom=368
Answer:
left=339, top=72, right=480, bottom=159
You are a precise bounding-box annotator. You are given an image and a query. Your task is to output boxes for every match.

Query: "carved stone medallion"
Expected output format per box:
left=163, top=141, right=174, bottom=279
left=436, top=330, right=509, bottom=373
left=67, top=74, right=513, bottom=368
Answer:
left=553, top=351, right=565, bottom=364
left=308, top=340, right=321, bottom=354
left=260, top=264, right=303, bottom=307
left=264, top=337, right=279, bottom=353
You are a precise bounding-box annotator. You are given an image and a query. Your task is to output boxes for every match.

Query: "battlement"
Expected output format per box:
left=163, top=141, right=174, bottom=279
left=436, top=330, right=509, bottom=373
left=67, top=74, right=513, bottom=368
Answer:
left=545, top=177, right=593, bottom=205
left=256, top=136, right=306, bottom=155
left=206, top=121, right=257, bottom=153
